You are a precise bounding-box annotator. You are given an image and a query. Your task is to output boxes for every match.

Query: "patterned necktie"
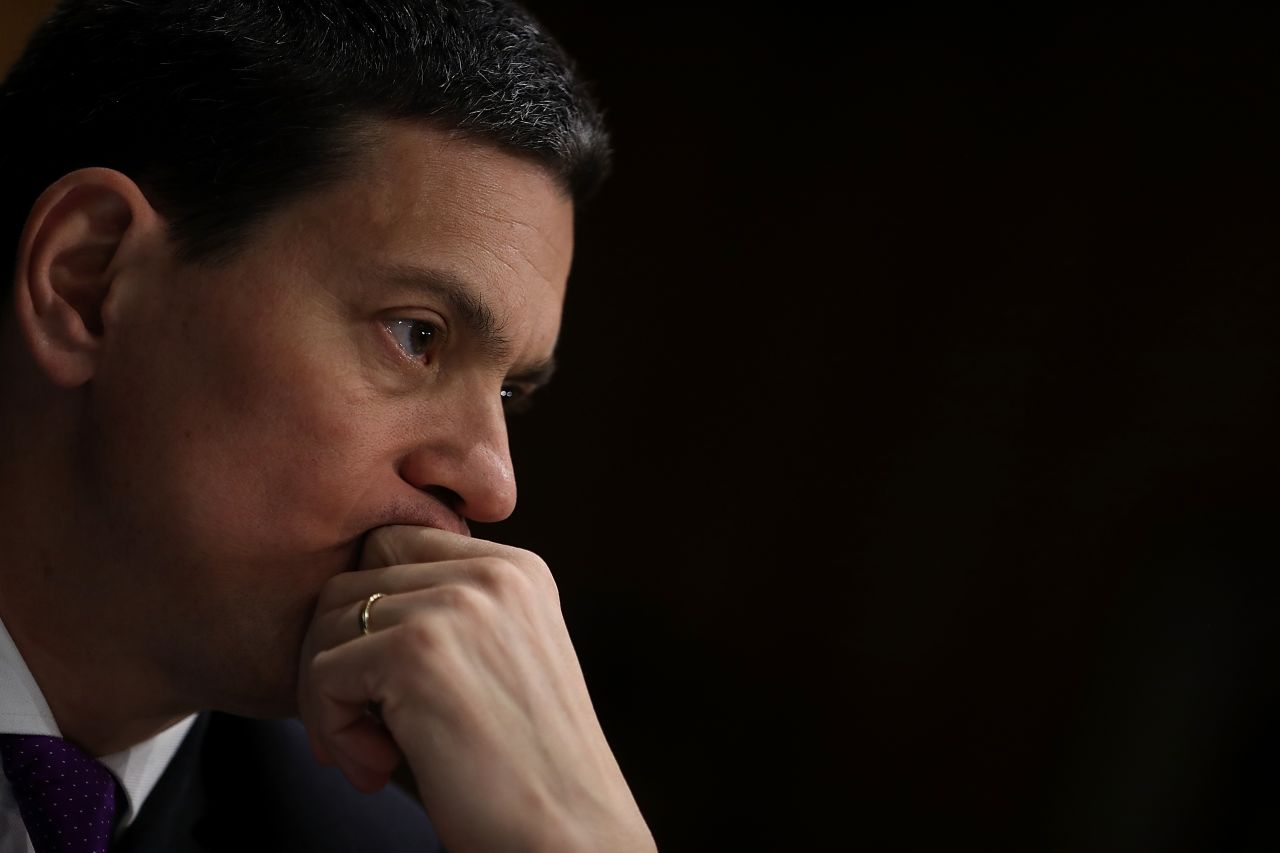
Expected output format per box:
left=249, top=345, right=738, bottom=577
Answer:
left=0, top=734, right=120, bottom=853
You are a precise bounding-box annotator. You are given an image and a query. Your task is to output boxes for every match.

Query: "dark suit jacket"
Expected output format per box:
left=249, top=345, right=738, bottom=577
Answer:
left=112, top=712, right=444, bottom=852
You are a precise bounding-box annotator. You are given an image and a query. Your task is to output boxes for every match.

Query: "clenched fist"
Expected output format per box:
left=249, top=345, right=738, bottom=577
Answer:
left=297, top=526, right=656, bottom=852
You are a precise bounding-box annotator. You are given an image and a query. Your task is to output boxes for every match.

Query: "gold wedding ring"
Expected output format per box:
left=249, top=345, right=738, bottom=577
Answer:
left=359, top=592, right=386, bottom=637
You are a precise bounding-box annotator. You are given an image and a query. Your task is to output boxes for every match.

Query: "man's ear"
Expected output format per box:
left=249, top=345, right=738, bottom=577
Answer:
left=12, top=168, right=163, bottom=388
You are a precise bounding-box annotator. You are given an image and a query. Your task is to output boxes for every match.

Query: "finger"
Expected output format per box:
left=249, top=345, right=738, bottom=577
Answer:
left=306, top=637, right=392, bottom=732
left=359, top=524, right=530, bottom=570
left=308, top=727, right=336, bottom=766
left=327, top=716, right=403, bottom=794
left=302, top=633, right=405, bottom=782
left=336, top=762, right=391, bottom=796
left=316, top=558, right=465, bottom=624
left=343, top=583, right=505, bottom=641
left=313, top=559, right=492, bottom=645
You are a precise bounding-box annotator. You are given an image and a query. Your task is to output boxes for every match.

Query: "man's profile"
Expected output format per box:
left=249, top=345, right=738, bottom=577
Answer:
left=0, top=1, right=654, bottom=850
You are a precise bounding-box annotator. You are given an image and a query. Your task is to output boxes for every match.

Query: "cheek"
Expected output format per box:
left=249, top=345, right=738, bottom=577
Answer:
left=183, top=348, right=393, bottom=548
left=94, top=298, right=399, bottom=557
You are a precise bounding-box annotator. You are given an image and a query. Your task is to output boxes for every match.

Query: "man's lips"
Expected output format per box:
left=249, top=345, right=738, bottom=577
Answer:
left=343, top=495, right=470, bottom=571
left=372, top=487, right=470, bottom=535
left=372, top=509, right=471, bottom=539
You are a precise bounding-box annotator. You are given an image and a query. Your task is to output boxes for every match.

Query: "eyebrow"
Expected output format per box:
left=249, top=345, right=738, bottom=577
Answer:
left=374, top=262, right=557, bottom=387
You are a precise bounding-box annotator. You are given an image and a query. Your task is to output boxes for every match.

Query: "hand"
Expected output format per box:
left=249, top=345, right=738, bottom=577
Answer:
left=298, top=525, right=656, bottom=852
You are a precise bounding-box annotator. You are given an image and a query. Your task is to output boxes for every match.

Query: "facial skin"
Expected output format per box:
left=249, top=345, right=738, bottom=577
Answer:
left=0, top=121, right=574, bottom=753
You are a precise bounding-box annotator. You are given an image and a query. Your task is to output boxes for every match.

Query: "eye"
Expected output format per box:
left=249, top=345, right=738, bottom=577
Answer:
left=383, top=319, right=441, bottom=363
left=500, top=385, right=535, bottom=415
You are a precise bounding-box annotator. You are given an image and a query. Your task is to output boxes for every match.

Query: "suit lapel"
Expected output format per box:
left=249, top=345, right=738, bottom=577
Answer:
left=111, top=713, right=210, bottom=853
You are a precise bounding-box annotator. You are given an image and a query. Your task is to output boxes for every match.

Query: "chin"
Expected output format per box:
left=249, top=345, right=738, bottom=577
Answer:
left=210, top=615, right=309, bottom=720
left=197, top=548, right=348, bottom=719
left=239, top=697, right=302, bottom=721
left=221, top=668, right=302, bottom=720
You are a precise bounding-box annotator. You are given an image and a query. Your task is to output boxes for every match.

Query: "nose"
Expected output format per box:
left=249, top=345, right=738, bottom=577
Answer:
left=398, top=389, right=518, bottom=524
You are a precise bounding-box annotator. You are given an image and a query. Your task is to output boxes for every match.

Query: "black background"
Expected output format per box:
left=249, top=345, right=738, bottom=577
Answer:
left=7, top=2, right=1278, bottom=850
left=492, top=4, right=1280, bottom=851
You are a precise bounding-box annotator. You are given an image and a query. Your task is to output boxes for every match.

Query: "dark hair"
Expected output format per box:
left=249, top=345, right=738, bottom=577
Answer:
left=0, top=0, right=610, bottom=285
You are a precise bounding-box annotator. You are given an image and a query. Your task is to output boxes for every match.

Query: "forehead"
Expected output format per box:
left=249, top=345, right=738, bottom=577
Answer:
left=260, top=121, right=576, bottom=344
left=348, top=122, right=573, bottom=260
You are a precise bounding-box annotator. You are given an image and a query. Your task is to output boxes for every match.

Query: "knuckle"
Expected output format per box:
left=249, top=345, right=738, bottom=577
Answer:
left=514, top=551, right=558, bottom=598
left=539, top=568, right=561, bottom=603
left=396, top=614, right=438, bottom=654
left=527, top=556, right=556, bottom=591
left=305, top=647, right=340, bottom=688
left=432, top=583, right=488, bottom=616
left=510, top=546, right=550, bottom=576
left=472, top=551, right=559, bottom=603
left=387, top=616, right=456, bottom=684
left=471, top=556, right=520, bottom=591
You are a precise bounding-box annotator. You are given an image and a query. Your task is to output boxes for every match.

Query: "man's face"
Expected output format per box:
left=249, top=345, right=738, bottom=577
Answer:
left=86, top=122, right=574, bottom=715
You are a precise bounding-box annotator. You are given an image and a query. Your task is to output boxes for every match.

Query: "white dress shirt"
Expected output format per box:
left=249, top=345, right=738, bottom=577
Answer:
left=0, top=617, right=196, bottom=852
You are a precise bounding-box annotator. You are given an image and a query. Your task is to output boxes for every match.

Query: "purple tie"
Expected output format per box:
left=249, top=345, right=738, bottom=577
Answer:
left=0, top=735, right=119, bottom=853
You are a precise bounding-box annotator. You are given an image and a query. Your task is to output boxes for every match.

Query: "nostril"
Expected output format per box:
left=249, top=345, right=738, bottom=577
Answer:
left=422, top=485, right=463, bottom=514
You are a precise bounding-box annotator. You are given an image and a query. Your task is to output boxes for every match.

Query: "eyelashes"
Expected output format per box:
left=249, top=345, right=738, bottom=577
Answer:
left=383, top=318, right=536, bottom=413
left=384, top=318, right=441, bottom=362
left=500, top=385, right=535, bottom=414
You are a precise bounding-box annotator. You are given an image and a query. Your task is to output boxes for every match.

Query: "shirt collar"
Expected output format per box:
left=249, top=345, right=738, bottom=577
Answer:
left=0, top=615, right=196, bottom=829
